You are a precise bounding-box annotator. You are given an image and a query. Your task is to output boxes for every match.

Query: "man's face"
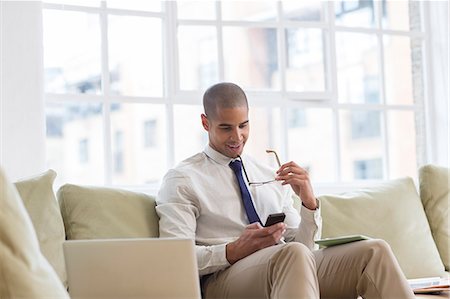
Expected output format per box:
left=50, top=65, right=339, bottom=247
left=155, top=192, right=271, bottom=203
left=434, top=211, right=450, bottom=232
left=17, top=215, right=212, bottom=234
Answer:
left=202, top=106, right=249, bottom=158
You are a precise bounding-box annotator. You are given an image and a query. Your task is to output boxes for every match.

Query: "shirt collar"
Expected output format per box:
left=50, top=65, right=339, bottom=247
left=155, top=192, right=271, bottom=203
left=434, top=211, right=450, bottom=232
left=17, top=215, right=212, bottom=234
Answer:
left=203, top=144, right=235, bottom=166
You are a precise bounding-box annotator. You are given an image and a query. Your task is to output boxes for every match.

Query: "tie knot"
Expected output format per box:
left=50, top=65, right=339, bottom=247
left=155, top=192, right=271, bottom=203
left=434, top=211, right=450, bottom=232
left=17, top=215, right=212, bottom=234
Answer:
left=229, top=159, right=242, bottom=173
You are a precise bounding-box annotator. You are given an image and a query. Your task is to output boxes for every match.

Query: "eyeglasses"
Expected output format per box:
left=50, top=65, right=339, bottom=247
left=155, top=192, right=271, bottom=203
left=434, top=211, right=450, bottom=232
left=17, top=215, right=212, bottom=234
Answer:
left=238, top=149, right=281, bottom=186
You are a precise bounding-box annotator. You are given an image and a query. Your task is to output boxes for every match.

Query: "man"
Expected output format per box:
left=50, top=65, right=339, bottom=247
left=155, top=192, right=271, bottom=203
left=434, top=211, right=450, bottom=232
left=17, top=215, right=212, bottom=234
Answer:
left=156, top=82, right=414, bottom=298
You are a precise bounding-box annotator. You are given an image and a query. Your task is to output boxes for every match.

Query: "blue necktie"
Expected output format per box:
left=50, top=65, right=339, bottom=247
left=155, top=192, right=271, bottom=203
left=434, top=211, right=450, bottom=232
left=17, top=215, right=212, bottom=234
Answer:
left=229, top=160, right=262, bottom=225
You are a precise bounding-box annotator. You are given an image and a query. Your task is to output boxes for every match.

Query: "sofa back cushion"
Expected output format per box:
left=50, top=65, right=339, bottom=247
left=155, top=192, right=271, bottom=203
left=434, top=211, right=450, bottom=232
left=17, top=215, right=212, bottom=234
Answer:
left=319, top=177, right=445, bottom=279
left=14, top=169, right=67, bottom=288
left=0, top=168, right=69, bottom=298
left=58, top=184, right=159, bottom=239
left=419, top=164, right=450, bottom=271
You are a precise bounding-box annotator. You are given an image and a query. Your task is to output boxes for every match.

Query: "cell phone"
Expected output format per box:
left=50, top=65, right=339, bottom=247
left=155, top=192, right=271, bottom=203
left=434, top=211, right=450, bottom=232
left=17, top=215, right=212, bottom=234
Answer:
left=264, top=212, right=286, bottom=227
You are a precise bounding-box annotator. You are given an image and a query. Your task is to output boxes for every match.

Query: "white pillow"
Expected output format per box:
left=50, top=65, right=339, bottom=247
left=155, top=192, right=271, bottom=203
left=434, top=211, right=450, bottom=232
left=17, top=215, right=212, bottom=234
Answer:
left=419, top=165, right=450, bottom=270
left=0, top=168, right=69, bottom=298
left=58, top=184, right=159, bottom=239
left=319, top=177, right=445, bottom=279
left=15, top=169, right=67, bottom=287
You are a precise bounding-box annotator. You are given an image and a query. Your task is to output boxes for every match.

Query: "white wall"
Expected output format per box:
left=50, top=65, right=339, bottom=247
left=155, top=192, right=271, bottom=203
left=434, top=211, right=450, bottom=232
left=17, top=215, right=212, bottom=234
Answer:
left=0, top=1, right=46, bottom=180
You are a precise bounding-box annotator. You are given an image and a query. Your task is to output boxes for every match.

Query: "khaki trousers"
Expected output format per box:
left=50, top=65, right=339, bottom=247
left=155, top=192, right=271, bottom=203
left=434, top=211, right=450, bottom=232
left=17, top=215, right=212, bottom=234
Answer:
left=203, top=239, right=415, bottom=299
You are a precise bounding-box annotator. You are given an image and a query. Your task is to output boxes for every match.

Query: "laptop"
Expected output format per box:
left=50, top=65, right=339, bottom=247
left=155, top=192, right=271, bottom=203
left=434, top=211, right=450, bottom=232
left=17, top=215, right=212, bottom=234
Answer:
left=63, top=238, right=201, bottom=299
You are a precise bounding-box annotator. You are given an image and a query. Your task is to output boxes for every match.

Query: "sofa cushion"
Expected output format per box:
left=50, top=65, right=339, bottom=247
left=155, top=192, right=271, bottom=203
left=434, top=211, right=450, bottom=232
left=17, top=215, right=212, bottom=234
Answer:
left=0, top=168, right=69, bottom=298
left=58, top=184, right=159, bottom=239
left=419, top=165, right=450, bottom=271
left=14, top=169, right=67, bottom=288
left=319, top=177, right=445, bottom=279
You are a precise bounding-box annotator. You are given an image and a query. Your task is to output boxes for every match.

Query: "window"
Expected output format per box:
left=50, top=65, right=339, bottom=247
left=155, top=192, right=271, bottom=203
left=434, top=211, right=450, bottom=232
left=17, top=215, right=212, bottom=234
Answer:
left=113, top=131, right=124, bottom=174
left=351, top=111, right=381, bottom=139
left=144, top=120, right=157, bottom=148
left=42, top=1, right=427, bottom=190
left=354, top=158, right=383, bottom=180
left=79, top=139, right=89, bottom=164
left=288, top=109, right=307, bottom=128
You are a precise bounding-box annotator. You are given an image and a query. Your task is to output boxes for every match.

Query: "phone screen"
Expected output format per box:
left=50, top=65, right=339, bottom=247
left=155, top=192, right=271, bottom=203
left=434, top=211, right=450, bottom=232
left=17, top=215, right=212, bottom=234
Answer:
left=264, top=212, right=286, bottom=227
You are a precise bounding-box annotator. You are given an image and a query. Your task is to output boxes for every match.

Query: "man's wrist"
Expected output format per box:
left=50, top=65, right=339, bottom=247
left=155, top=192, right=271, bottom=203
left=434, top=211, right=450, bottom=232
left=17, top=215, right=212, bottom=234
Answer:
left=302, top=198, right=318, bottom=210
left=225, top=242, right=238, bottom=264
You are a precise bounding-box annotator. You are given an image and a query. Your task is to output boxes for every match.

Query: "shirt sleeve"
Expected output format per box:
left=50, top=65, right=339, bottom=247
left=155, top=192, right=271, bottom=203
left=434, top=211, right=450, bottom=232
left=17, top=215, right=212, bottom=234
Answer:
left=282, top=188, right=322, bottom=250
left=294, top=200, right=322, bottom=250
left=156, top=170, right=230, bottom=276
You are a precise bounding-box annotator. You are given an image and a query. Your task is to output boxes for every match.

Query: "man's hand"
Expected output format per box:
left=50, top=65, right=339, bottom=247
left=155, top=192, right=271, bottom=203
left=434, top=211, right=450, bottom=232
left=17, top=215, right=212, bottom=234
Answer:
left=275, top=161, right=317, bottom=210
left=226, top=222, right=286, bottom=264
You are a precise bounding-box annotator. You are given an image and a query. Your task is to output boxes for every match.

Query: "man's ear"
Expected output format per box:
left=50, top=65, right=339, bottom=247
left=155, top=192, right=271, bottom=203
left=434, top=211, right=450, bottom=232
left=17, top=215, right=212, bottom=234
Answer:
left=201, top=114, right=209, bottom=131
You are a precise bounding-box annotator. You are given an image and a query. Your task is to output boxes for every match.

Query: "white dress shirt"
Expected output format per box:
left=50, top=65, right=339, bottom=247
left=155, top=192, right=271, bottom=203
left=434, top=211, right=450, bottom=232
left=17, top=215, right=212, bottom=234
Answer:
left=156, top=145, right=322, bottom=276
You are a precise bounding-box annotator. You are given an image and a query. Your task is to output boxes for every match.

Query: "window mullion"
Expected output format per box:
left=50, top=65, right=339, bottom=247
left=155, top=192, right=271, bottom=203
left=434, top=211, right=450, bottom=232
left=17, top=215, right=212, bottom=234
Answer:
left=99, top=1, right=113, bottom=185
left=277, top=1, right=286, bottom=97
left=381, top=110, right=390, bottom=180
left=327, top=1, right=340, bottom=182
left=166, top=0, right=178, bottom=97
left=164, top=1, right=177, bottom=169
left=216, top=1, right=225, bottom=81
left=375, top=1, right=390, bottom=180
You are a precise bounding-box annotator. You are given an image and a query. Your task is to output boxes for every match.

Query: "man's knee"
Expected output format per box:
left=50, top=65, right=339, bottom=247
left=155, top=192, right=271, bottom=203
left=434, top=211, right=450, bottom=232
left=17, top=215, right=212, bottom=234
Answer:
left=360, top=239, right=394, bottom=260
left=272, top=242, right=315, bottom=266
left=366, top=239, right=391, bottom=252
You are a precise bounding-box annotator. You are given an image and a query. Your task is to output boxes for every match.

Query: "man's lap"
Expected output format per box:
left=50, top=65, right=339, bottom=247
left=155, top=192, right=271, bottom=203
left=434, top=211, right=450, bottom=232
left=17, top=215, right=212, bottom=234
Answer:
left=203, top=243, right=315, bottom=298
left=203, top=240, right=392, bottom=299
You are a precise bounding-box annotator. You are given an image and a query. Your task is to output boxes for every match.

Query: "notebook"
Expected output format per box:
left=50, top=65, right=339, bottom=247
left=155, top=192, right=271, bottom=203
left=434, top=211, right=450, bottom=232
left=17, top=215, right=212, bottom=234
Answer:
left=63, top=238, right=201, bottom=299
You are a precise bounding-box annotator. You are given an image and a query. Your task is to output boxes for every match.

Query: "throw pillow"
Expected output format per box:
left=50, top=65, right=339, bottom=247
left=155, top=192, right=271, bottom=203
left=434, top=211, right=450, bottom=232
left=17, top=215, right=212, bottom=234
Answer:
left=0, top=168, right=69, bottom=298
left=319, top=177, right=445, bottom=279
left=419, top=164, right=450, bottom=270
left=58, top=184, right=159, bottom=239
left=14, top=169, right=67, bottom=288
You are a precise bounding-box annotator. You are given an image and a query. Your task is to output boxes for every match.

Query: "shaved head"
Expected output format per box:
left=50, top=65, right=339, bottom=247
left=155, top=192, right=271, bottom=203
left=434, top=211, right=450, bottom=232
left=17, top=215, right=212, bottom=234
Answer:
left=203, top=82, right=248, bottom=120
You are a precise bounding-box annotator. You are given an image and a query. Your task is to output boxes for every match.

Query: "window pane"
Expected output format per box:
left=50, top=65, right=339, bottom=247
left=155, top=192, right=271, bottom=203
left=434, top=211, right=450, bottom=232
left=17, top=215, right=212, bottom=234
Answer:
left=282, top=1, right=322, bottom=22
left=177, top=1, right=216, bottom=20
left=223, top=27, right=278, bottom=90
left=108, top=16, right=163, bottom=97
left=286, top=28, right=326, bottom=92
left=107, top=1, right=161, bottom=12
left=173, top=105, right=206, bottom=164
left=246, top=107, right=282, bottom=168
left=339, top=110, right=384, bottom=181
left=382, top=0, right=417, bottom=31
left=387, top=111, right=417, bottom=179
left=45, top=102, right=105, bottom=188
left=43, top=10, right=101, bottom=94
left=288, top=108, right=335, bottom=183
left=336, top=32, right=380, bottom=103
left=110, top=103, right=166, bottom=185
left=335, top=0, right=376, bottom=28
left=221, top=1, right=277, bottom=21
left=384, top=35, right=414, bottom=105
left=178, top=26, right=219, bottom=90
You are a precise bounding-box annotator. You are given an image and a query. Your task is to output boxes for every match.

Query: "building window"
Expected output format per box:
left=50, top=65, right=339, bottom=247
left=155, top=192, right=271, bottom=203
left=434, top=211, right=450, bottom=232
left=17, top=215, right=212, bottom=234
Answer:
left=351, top=111, right=381, bottom=139
left=289, top=109, right=307, bottom=128
left=79, top=139, right=88, bottom=164
left=144, top=120, right=157, bottom=148
left=354, top=158, right=383, bottom=179
left=113, top=131, right=124, bottom=174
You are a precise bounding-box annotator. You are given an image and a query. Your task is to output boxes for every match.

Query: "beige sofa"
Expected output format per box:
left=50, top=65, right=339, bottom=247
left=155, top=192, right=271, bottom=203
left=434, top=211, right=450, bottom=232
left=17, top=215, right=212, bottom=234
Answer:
left=1, top=165, right=449, bottom=298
